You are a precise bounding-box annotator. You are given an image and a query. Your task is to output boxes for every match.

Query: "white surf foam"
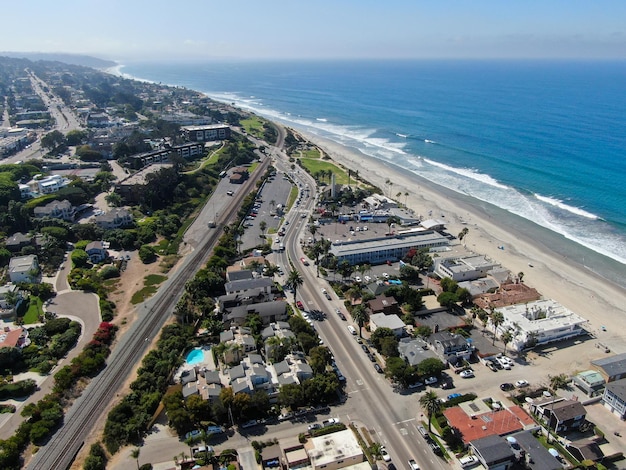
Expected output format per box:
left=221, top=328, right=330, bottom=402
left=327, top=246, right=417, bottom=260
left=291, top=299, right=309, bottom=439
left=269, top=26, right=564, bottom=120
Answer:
left=534, top=194, right=599, bottom=220
left=423, top=158, right=509, bottom=190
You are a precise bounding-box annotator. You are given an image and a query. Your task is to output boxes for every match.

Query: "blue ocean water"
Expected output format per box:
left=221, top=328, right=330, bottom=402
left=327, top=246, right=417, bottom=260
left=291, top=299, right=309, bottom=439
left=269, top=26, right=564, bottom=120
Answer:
left=118, top=60, right=626, bottom=272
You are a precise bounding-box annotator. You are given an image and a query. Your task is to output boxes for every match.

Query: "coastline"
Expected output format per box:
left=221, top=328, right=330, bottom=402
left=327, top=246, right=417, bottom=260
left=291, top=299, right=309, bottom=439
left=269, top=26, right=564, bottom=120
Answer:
left=293, top=128, right=626, bottom=354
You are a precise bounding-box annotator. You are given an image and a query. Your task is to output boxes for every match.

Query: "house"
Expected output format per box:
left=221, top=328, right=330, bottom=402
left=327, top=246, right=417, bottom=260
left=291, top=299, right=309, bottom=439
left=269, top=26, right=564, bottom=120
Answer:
left=28, top=174, right=70, bottom=195
left=369, top=313, right=406, bottom=337
left=367, top=295, right=400, bottom=315
left=592, top=352, right=626, bottom=383
left=474, top=282, right=541, bottom=309
left=8, top=255, right=39, bottom=283
left=33, top=199, right=76, bottom=221
left=565, top=439, right=604, bottom=463
left=533, top=398, right=586, bottom=432
left=307, top=429, right=365, bottom=470
left=434, top=255, right=501, bottom=282
left=0, top=327, right=30, bottom=349
left=511, top=431, right=562, bottom=470
left=470, top=435, right=516, bottom=470
left=428, top=331, right=473, bottom=362
left=398, top=337, right=438, bottom=367
left=224, top=301, right=288, bottom=327
left=225, top=269, right=255, bottom=283
left=85, top=241, right=108, bottom=263
left=5, top=232, right=33, bottom=252
left=0, top=284, right=25, bottom=320
left=572, top=370, right=605, bottom=397
left=225, top=277, right=274, bottom=296
left=602, top=378, right=626, bottom=419
left=229, top=167, right=249, bottom=184
left=94, top=208, right=133, bottom=229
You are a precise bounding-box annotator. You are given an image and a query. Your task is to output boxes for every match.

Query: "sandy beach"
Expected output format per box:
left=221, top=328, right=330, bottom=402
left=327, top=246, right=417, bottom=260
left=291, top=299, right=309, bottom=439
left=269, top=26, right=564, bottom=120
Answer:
left=294, top=129, right=626, bottom=364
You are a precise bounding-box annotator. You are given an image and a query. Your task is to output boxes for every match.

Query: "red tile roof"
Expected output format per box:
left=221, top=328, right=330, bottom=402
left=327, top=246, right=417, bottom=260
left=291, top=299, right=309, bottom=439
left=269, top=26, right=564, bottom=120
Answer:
left=443, top=405, right=534, bottom=444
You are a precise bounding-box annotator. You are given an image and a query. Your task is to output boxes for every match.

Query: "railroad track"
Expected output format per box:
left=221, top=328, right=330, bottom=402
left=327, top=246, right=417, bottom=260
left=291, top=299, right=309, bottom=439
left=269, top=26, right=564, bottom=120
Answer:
left=27, top=158, right=269, bottom=470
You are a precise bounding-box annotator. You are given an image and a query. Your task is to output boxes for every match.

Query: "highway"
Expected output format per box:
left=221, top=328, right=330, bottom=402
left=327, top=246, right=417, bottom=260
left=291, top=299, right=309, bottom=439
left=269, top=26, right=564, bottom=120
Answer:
left=266, top=133, right=449, bottom=470
left=26, top=158, right=270, bottom=470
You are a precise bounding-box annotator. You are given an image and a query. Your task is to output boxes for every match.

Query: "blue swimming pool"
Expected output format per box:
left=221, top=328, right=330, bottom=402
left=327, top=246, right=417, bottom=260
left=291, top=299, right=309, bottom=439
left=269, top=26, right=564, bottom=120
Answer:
left=185, top=348, right=205, bottom=365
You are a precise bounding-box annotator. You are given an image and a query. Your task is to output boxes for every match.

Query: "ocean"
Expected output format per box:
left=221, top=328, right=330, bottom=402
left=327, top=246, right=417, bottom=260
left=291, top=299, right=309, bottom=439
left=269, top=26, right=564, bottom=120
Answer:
left=117, top=59, right=626, bottom=285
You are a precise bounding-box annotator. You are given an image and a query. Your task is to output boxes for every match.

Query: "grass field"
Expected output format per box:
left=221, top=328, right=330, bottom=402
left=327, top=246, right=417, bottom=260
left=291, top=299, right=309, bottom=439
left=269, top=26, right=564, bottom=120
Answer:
left=23, top=296, right=43, bottom=324
left=299, top=158, right=350, bottom=185
left=300, top=148, right=321, bottom=159
left=131, top=274, right=168, bottom=304
left=240, top=116, right=266, bottom=139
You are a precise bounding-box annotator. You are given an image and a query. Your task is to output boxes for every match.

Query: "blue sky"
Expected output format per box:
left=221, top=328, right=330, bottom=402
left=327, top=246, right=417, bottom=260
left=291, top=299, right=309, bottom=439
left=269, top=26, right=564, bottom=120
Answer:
left=3, top=0, right=626, bottom=60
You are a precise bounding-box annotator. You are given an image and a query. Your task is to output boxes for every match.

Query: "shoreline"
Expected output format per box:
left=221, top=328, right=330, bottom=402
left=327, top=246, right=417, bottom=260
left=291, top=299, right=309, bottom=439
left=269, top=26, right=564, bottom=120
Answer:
left=291, top=128, right=626, bottom=354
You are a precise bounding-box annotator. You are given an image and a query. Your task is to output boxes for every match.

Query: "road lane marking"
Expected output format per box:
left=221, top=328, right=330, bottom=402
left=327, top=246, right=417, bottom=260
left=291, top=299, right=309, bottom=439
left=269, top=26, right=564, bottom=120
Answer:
left=394, top=418, right=416, bottom=425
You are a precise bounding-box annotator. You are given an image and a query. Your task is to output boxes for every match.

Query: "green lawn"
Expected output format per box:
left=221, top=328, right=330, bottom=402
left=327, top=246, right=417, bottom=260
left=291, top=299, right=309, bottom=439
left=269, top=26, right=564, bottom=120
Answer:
left=240, top=116, right=265, bottom=138
left=299, top=158, right=350, bottom=185
left=301, top=148, right=321, bottom=159
left=248, top=161, right=259, bottom=174
left=131, top=274, right=168, bottom=304
left=23, top=296, right=44, bottom=324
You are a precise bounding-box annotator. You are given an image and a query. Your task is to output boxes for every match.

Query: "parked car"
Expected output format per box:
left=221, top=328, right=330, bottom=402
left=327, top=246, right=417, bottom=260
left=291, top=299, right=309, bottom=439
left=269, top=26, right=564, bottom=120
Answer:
left=417, top=425, right=429, bottom=438
left=381, top=446, right=391, bottom=462
left=515, top=379, right=529, bottom=388
left=459, top=455, right=478, bottom=468
left=500, top=383, right=515, bottom=391
left=308, top=423, right=321, bottom=432
left=447, top=393, right=462, bottom=400
left=185, top=429, right=201, bottom=440
left=322, top=418, right=339, bottom=427
left=425, top=376, right=438, bottom=385
left=241, top=420, right=259, bottom=429
left=296, top=301, right=304, bottom=309
left=374, top=363, right=383, bottom=373
left=408, top=459, right=420, bottom=470
left=460, top=370, right=475, bottom=379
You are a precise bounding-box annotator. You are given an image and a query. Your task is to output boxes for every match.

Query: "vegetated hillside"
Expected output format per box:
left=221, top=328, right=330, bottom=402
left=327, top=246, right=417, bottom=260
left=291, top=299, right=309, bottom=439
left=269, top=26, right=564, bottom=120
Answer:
left=0, top=52, right=116, bottom=69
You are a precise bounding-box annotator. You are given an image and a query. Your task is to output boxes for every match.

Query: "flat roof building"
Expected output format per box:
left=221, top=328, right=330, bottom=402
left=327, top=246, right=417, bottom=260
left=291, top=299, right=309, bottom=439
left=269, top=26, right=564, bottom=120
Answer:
left=434, top=255, right=501, bottom=282
left=592, top=352, right=626, bottom=383
left=306, top=429, right=364, bottom=470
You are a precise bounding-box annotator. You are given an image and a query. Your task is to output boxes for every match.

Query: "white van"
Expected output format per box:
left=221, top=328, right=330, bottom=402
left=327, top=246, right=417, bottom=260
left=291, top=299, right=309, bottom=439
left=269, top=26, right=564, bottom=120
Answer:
left=347, top=325, right=357, bottom=335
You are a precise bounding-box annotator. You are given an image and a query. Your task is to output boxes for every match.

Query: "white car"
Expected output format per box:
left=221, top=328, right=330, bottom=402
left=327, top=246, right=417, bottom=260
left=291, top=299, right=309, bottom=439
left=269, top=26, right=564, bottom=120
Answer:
left=515, top=380, right=529, bottom=388
left=355, top=276, right=362, bottom=283
left=408, top=459, right=420, bottom=470
left=459, top=455, right=478, bottom=468
left=382, top=272, right=389, bottom=279
left=381, top=446, right=391, bottom=462
left=364, top=276, right=371, bottom=282
left=460, top=370, right=475, bottom=379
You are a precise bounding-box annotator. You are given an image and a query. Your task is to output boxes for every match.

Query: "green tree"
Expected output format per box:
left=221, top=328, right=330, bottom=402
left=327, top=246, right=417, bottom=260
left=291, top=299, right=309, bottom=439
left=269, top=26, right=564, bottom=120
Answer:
left=371, top=327, right=395, bottom=351
left=501, top=329, right=514, bottom=354
left=417, top=358, right=445, bottom=378
left=419, top=390, right=442, bottom=433
left=131, top=448, right=141, bottom=470
left=138, top=245, right=157, bottom=263
left=351, top=305, right=368, bottom=338
left=549, top=373, right=570, bottom=391
left=490, top=310, right=504, bottom=345
left=287, top=270, right=304, bottom=306
left=71, top=249, right=89, bottom=267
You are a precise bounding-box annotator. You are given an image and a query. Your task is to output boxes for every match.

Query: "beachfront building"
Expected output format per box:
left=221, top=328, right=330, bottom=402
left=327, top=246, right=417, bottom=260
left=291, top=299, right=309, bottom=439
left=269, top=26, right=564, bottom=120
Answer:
left=494, top=299, right=588, bottom=352
left=572, top=370, right=606, bottom=397
left=434, top=254, right=501, bottom=282
left=601, top=378, right=626, bottom=419
left=33, top=199, right=76, bottom=221
left=591, top=353, right=626, bottom=383
left=182, top=124, right=231, bottom=142
left=329, top=231, right=448, bottom=266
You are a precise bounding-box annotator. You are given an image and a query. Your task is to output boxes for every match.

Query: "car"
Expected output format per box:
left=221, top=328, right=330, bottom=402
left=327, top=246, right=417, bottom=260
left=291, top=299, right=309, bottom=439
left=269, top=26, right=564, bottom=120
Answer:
left=241, top=419, right=259, bottom=429
left=278, top=412, right=293, bottom=422
left=325, top=292, right=331, bottom=300
left=367, top=353, right=376, bottom=362
left=296, top=301, right=304, bottom=309
left=321, top=288, right=327, bottom=294
left=381, top=446, right=391, bottom=462
left=354, top=276, right=362, bottom=283
left=206, top=425, right=225, bottom=434
left=337, top=310, right=346, bottom=320
left=347, top=325, right=357, bottom=335
left=408, top=381, right=423, bottom=389
left=361, top=344, right=369, bottom=353
left=515, top=380, right=529, bottom=388
left=486, top=361, right=498, bottom=372
left=460, top=370, right=475, bottom=379
left=374, top=363, right=383, bottom=373
left=300, top=257, right=309, bottom=266
left=388, top=464, right=397, bottom=470
left=408, top=459, right=420, bottom=470
left=192, top=446, right=214, bottom=458
left=500, top=382, right=515, bottom=391
left=441, top=381, right=454, bottom=389
left=458, top=455, right=478, bottom=468
left=226, top=190, right=234, bottom=196
left=424, top=376, right=438, bottom=385
left=382, top=272, right=389, bottom=279
left=322, top=418, right=339, bottom=427
left=417, top=425, right=429, bottom=438
left=428, top=440, right=442, bottom=455
left=447, top=393, right=462, bottom=400
left=185, top=429, right=201, bottom=440
left=308, top=423, right=321, bottom=432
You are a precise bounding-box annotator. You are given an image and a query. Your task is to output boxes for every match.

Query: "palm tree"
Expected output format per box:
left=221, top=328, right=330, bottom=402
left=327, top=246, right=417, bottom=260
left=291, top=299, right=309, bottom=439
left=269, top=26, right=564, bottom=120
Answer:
left=386, top=216, right=400, bottom=235
left=518, top=271, right=525, bottom=282
left=311, top=242, right=324, bottom=278
left=490, top=310, right=504, bottom=345
left=419, top=390, right=442, bottom=433
left=200, top=429, right=215, bottom=463
left=501, top=329, right=513, bottom=354
left=352, top=305, right=368, bottom=338
left=130, top=447, right=141, bottom=470
left=458, top=227, right=469, bottom=246
left=404, top=191, right=409, bottom=206
left=549, top=373, right=570, bottom=391
left=185, top=434, right=201, bottom=459
left=259, top=220, right=267, bottom=235
left=287, top=270, right=304, bottom=305
left=308, top=224, right=318, bottom=242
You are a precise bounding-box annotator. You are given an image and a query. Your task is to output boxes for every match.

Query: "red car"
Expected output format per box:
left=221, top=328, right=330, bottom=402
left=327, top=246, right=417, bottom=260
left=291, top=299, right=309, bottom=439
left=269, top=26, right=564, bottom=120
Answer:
left=296, top=301, right=304, bottom=309
left=300, top=257, right=309, bottom=266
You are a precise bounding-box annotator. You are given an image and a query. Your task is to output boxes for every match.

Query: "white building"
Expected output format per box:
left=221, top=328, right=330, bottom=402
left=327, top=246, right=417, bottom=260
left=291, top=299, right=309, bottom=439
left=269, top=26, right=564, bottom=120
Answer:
left=28, top=174, right=70, bottom=196
left=369, top=313, right=406, bottom=337
left=496, top=299, right=587, bottom=352
left=434, top=254, right=501, bottom=282
left=307, top=429, right=364, bottom=470
left=8, top=255, right=39, bottom=284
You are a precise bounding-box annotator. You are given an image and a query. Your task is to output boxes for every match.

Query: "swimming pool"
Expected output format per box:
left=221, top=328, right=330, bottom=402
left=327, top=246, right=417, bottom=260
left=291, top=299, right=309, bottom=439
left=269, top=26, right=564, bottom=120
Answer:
left=185, top=348, right=205, bottom=365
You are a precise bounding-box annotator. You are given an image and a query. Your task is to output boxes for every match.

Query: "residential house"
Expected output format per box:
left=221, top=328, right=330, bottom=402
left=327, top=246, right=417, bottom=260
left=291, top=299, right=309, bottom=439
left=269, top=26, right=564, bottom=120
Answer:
left=85, top=241, right=108, bottom=263
left=572, top=370, right=605, bottom=397
left=33, top=199, right=76, bottom=221
left=307, top=429, right=365, bottom=470
left=602, top=378, right=626, bottom=419
left=0, top=327, right=30, bottom=349
left=428, top=331, right=473, bottom=363
left=28, top=174, right=70, bottom=195
left=229, top=167, right=249, bottom=184
left=369, top=313, right=406, bottom=337
left=93, top=208, right=133, bottom=229
left=367, top=295, right=400, bottom=315
left=474, top=282, right=541, bottom=309
left=398, top=337, right=438, bottom=367
left=5, top=232, right=33, bottom=252
left=532, top=398, right=586, bottom=432
left=0, top=284, right=25, bottom=320
left=470, top=435, right=516, bottom=470
left=592, top=353, right=626, bottom=383
left=223, top=301, right=288, bottom=327
left=512, top=431, right=562, bottom=470
left=225, top=277, right=274, bottom=296
left=8, top=255, right=39, bottom=283
left=565, top=440, right=604, bottom=463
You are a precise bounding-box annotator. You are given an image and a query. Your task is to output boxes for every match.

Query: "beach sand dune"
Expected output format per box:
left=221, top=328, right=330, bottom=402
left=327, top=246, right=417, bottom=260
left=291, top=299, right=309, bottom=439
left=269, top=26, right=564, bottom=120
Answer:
left=294, top=129, right=626, bottom=369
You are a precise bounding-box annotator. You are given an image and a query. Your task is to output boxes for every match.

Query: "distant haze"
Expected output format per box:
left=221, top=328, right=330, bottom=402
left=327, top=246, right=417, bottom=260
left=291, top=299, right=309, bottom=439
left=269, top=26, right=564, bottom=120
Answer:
left=3, top=0, right=626, bottom=60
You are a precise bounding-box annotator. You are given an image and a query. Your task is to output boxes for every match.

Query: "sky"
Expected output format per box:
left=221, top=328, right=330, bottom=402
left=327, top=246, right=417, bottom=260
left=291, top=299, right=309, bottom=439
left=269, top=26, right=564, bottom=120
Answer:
left=3, top=0, right=626, bottom=61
